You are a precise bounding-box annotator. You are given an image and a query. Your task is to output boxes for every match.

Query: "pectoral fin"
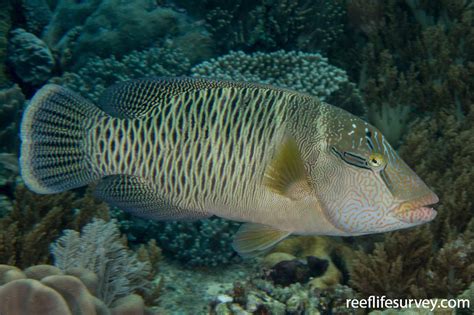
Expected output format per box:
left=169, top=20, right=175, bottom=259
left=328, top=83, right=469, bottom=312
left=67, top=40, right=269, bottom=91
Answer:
left=232, top=223, right=291, bottom=258
left=264, top=137, right=313, bottom=200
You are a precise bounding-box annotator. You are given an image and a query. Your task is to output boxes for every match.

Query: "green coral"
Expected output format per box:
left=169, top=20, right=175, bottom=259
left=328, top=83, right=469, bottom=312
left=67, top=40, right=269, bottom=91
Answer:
left=0, top=85, right=25, bottom=154
left=0, top=0, right=12, bottom=87
left=177, top=0, right=345, bottom=54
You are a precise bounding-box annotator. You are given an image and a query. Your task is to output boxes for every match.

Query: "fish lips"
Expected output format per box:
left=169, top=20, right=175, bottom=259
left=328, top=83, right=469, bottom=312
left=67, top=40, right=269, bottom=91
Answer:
left=393, top=193, right=439, bottom=224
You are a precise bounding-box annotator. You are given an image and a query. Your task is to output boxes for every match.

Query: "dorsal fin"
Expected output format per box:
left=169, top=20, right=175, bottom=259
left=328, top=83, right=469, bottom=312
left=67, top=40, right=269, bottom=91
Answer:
left=98, top=77, right=300, bottom=119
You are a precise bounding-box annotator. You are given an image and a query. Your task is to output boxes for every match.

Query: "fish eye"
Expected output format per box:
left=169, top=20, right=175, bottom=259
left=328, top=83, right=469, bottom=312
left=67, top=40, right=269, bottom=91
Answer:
left=368, top=153, right=386, bottom=168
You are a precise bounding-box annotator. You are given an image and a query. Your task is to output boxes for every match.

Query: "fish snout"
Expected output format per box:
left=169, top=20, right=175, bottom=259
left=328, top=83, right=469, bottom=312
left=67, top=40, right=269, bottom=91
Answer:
left=394, top=193, right=439, bottom=224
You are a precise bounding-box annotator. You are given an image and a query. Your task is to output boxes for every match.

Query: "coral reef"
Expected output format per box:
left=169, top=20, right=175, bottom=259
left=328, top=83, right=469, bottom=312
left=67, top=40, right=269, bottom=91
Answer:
left=191, top=50, right=366, bottom=117
left=0, top=0, right=12, bottom=87
left=346, top=0, right=474, bottom=143
left=210, top=279, right=356, bottom=314
left=40, top=0, right=211, bottom=69
left=156, top=218, right=241, bottom=267
left=0, top=185, right=109, bottom=268
left=50, top=46, right=191, bottom=102
left=400, top=110, right=474, bottom=241
left=350, top=227, right=473, bottom=300
left=177, top=0, right=345, bottom=54
left=0, top=84, right=25, bottom=153
left=115, top=211, right=241, bottom=267
left=7, top=28, right=55, bottom=85
left=51, top=218, right=160, bottom=306
left=0, top=264, right=155, bottom=315
left=19, top=0, right=52, bottom=35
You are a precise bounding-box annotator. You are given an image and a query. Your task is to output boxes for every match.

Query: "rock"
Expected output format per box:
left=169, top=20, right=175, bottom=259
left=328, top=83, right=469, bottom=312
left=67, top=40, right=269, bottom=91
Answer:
left=262, top=252, right=296, bottom=268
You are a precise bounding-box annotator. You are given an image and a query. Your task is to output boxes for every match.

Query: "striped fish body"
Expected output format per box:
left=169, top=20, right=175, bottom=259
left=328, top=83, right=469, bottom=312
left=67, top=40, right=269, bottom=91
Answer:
left=21, top=77, right=438, bottom=257
left=21, top=78, right=330, bottom=236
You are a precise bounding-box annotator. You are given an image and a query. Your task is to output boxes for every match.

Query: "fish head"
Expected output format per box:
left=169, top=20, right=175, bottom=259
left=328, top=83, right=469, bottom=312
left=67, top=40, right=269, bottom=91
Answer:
left=309, top=106, right=438, bottom=235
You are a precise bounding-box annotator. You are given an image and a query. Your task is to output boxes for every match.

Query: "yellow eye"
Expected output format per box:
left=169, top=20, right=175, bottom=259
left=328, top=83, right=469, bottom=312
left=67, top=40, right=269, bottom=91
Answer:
left=368, top=153, right=386, bottom=168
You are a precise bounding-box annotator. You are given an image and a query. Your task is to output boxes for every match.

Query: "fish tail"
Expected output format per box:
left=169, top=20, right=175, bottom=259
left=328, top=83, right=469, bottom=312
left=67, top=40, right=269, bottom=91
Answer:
left=20, top=84, right=105, bottom=194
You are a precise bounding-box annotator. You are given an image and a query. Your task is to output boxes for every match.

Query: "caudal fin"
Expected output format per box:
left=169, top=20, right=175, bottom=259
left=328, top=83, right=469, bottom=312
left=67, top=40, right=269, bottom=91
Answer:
left=20, top=84, right=105, bottom=194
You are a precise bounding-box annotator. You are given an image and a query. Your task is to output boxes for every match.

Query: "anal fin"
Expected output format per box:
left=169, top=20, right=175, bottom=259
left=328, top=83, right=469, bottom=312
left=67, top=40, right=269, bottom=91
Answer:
left=94, top=175, right=210, bottom=220
left=232, top=223, right=291, bottom=258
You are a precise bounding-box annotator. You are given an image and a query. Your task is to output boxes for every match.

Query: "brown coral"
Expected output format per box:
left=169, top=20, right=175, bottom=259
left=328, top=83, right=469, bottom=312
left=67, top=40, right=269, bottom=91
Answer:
left=0, top=264, right=155, bottom=315
left=0, top=185, right=109, bottom=268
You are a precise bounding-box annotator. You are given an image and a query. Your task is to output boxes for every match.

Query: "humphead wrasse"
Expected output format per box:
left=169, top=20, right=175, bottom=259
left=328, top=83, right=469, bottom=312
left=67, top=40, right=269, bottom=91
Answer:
left=20, top=78, right=439, bottom=257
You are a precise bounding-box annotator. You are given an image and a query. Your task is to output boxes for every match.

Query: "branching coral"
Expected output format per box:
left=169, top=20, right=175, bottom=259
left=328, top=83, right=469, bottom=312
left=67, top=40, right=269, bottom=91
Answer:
left=178, top=0, right=345, bottom=54
left=0, top=185, right=109, bottom=268
left=50, top=46, right=191, bottom=102
left=344, top=0, right=474, bottom=146
left=114, top=211, right=241, bottom=267
left=0, top=0, right=12, bottom=87
left=350, top=227, right=473, bottom=300
left=350, top=228, right=433, bottom=299
left=0, top=84, right=25, bottom=154
left=191, top=50, right=367, bottom=117
left=400, top=109, right=474, bottom=241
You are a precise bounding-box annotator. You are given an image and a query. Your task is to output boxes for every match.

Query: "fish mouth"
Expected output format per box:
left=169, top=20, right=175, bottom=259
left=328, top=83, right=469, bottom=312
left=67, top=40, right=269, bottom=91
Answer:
left=394, top=193, right=439, bottom=224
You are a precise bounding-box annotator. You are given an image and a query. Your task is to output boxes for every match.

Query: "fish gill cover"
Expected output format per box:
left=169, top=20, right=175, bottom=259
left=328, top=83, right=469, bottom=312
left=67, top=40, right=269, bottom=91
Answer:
left=0, top=0, right=472, bottom=314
